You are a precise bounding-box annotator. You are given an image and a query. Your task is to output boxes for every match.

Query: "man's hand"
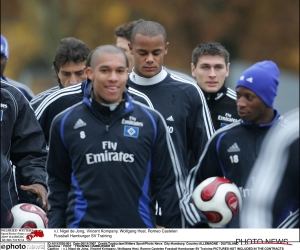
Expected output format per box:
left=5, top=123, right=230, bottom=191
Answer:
left=20, top=184, right=50, bottom=211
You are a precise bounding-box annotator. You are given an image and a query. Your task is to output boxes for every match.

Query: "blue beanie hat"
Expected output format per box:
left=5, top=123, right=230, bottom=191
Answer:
left=1, top=35, right=9, bottom=59
left=235, top=60, right=279, bottom=108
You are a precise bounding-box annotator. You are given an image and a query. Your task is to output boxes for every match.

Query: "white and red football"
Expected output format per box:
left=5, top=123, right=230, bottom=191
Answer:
left=192, top=176, right=242, bottom=227
left=7, top=203, right=48, bottom=228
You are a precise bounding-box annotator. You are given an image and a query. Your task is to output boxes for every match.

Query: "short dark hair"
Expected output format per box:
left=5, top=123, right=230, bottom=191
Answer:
left=192, top=42, right=229, bottom=66
left=86, top=45, right=129, bottom=69
left=53, top=37, right=90, bottom=72
left=130, top=21, right=167, bottom=43
left=114, top=19, right=145, bottom=41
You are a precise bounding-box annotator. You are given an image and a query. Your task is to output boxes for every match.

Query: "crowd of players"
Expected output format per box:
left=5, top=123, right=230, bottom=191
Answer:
left=1, top=19, right=298, bottom=228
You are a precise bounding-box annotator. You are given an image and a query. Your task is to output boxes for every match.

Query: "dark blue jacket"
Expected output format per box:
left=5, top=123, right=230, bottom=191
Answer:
left=181, top=110, right=282, bottom=228
left=47, top=92, right=182, bottom=228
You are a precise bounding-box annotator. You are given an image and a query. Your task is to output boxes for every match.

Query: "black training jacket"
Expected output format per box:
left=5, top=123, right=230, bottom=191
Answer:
left=1, top=79, right=47, bottom=217
left=202, top=84, right=239, bottom=130
left=34, top=81, right=89, bottom=144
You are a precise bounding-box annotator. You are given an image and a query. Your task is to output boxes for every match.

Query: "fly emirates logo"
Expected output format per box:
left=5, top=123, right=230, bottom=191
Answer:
left=86, top=141, right=134, bottom=165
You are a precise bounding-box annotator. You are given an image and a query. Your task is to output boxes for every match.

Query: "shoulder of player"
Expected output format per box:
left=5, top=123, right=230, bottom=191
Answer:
left=6, top=77, right=35, bottom=97
left=166, top=68, right=196, bottom=83
left=225, top=87, right=237, bottom=100
left=51, top=101, right=84, bottom=126
left=1, top=79, right=29, bottom=104
left=31, top=86, right=60, bottom=101
left=167, top=74, right=203, bottom=95
left=34, top=83, right=83, bottom=118
left=42, top=83, right=82, bottom=103
left=132, top=99, right=165, bottom=122
left=30, top=87, right=61, bottom=109
left=210, top=121, right=241, bottom=140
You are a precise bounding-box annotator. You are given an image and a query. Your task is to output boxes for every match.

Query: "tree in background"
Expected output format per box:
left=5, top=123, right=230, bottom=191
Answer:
left=1, top=0, right=298, bottom=94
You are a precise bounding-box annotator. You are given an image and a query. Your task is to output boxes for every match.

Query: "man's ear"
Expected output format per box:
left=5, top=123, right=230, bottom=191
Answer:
left=226, top=63, right=230, bottom=77
left=191, top=63, right=196, bottom=77
left=86, top=67, right=93, bottom=81
left=128, top=43, right=133, bottom=55
left=164, top=42, right=169, bottom=55
left=83, top=66, right=88, bottom=75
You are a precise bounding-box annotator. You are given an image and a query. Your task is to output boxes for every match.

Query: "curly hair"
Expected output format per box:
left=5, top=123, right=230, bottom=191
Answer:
left=53, top=37, right=90, bottom=72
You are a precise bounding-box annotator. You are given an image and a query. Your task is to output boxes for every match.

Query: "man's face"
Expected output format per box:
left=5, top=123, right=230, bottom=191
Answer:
left=129, top=34, right=168, bottom=78
left=86, top=52, right=128, bottom=104
left=191, top=55, right=229, bottom=93
left=236, top=86, right=269, bottom=124
left=1, top=55, right=7, bottom=76
left=116, top=37, right=133, bottom=72
left=57, top=61, right=87, bottom=87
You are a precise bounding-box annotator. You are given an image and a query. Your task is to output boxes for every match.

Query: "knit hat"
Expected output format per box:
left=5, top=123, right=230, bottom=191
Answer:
left=235, top=60, right=279, bottom=108
left=1, top=35, right=9, bottom=59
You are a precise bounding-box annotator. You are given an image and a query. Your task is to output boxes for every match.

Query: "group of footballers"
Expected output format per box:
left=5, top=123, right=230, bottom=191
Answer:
left=1, top=19, right=298, bottom=228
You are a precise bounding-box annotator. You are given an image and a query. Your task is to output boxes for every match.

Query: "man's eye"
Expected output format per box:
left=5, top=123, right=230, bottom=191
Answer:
left=76, top=71, right=84, bottom=76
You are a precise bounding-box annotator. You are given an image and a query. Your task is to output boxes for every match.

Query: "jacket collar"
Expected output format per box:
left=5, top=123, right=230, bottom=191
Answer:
left=83, top=91, right=134, bottom=115
left=201, top=84, right=227, bottom=101
left=241, top=109, right=281, bottom=128
left=129, top=68, right=168, bottom=86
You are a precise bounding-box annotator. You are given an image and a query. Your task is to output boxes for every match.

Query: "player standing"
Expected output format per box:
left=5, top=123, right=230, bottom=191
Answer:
left=1, top=78, right=49, bottom=227
left=126, top=20, right=214, bottom=227
left=30, top=37, right=90, bottom=110
left=241, top=108, right=299, bottom=228
left=191, top=42, right=239, bottom=130
left=46, top=45, right=182, bottom=228
left=1, top=34, right=34, bottom=101
left=181, top=60, right=284, bottom=228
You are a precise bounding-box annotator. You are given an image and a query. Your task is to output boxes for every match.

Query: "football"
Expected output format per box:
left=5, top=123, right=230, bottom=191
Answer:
left=192, top=176, right=242, bottom=227
left=7, top=203, right=48, bottom=228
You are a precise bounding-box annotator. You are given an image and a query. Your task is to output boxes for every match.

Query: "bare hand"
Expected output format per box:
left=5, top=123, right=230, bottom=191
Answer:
left=20, top=184, right=50, bottom=211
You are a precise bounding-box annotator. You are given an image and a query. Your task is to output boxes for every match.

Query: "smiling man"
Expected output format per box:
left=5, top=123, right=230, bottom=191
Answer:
left=46, top=45, right=182, bottom=228
left=191, top=42, right=239, bottom=130
left=181, top=60, right=284, bottom=228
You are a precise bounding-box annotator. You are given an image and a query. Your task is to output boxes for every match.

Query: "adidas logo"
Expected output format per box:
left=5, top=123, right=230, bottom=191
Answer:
left=74, top=119, right=87, bottom=129
left=240, top=75, right=253, bottom=83
left=166, top=116, right=174, bottom=122
left=246, top=77, right=253, bottom=83
left=227, top=143, right=240, bottom=152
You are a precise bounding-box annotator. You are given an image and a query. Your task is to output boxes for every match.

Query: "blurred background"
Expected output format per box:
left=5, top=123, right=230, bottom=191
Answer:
left=1, top=0, right=299, bottom=113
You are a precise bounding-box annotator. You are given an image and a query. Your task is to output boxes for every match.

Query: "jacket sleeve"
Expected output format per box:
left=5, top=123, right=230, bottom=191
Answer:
left=10, top=92, right=47, bottom=188
left=150, top=114, right=183, bottom=228
left=46, top=113, right=73, bottom=228
left=180, top=132, right=224, bottom=228
left=187, top=85, right=215, bottom=169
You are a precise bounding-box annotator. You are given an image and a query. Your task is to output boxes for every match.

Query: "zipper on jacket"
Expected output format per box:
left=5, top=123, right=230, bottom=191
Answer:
left=12, top=164, right=20, bottom=200
left=106, top=125, right=109, bottom=132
